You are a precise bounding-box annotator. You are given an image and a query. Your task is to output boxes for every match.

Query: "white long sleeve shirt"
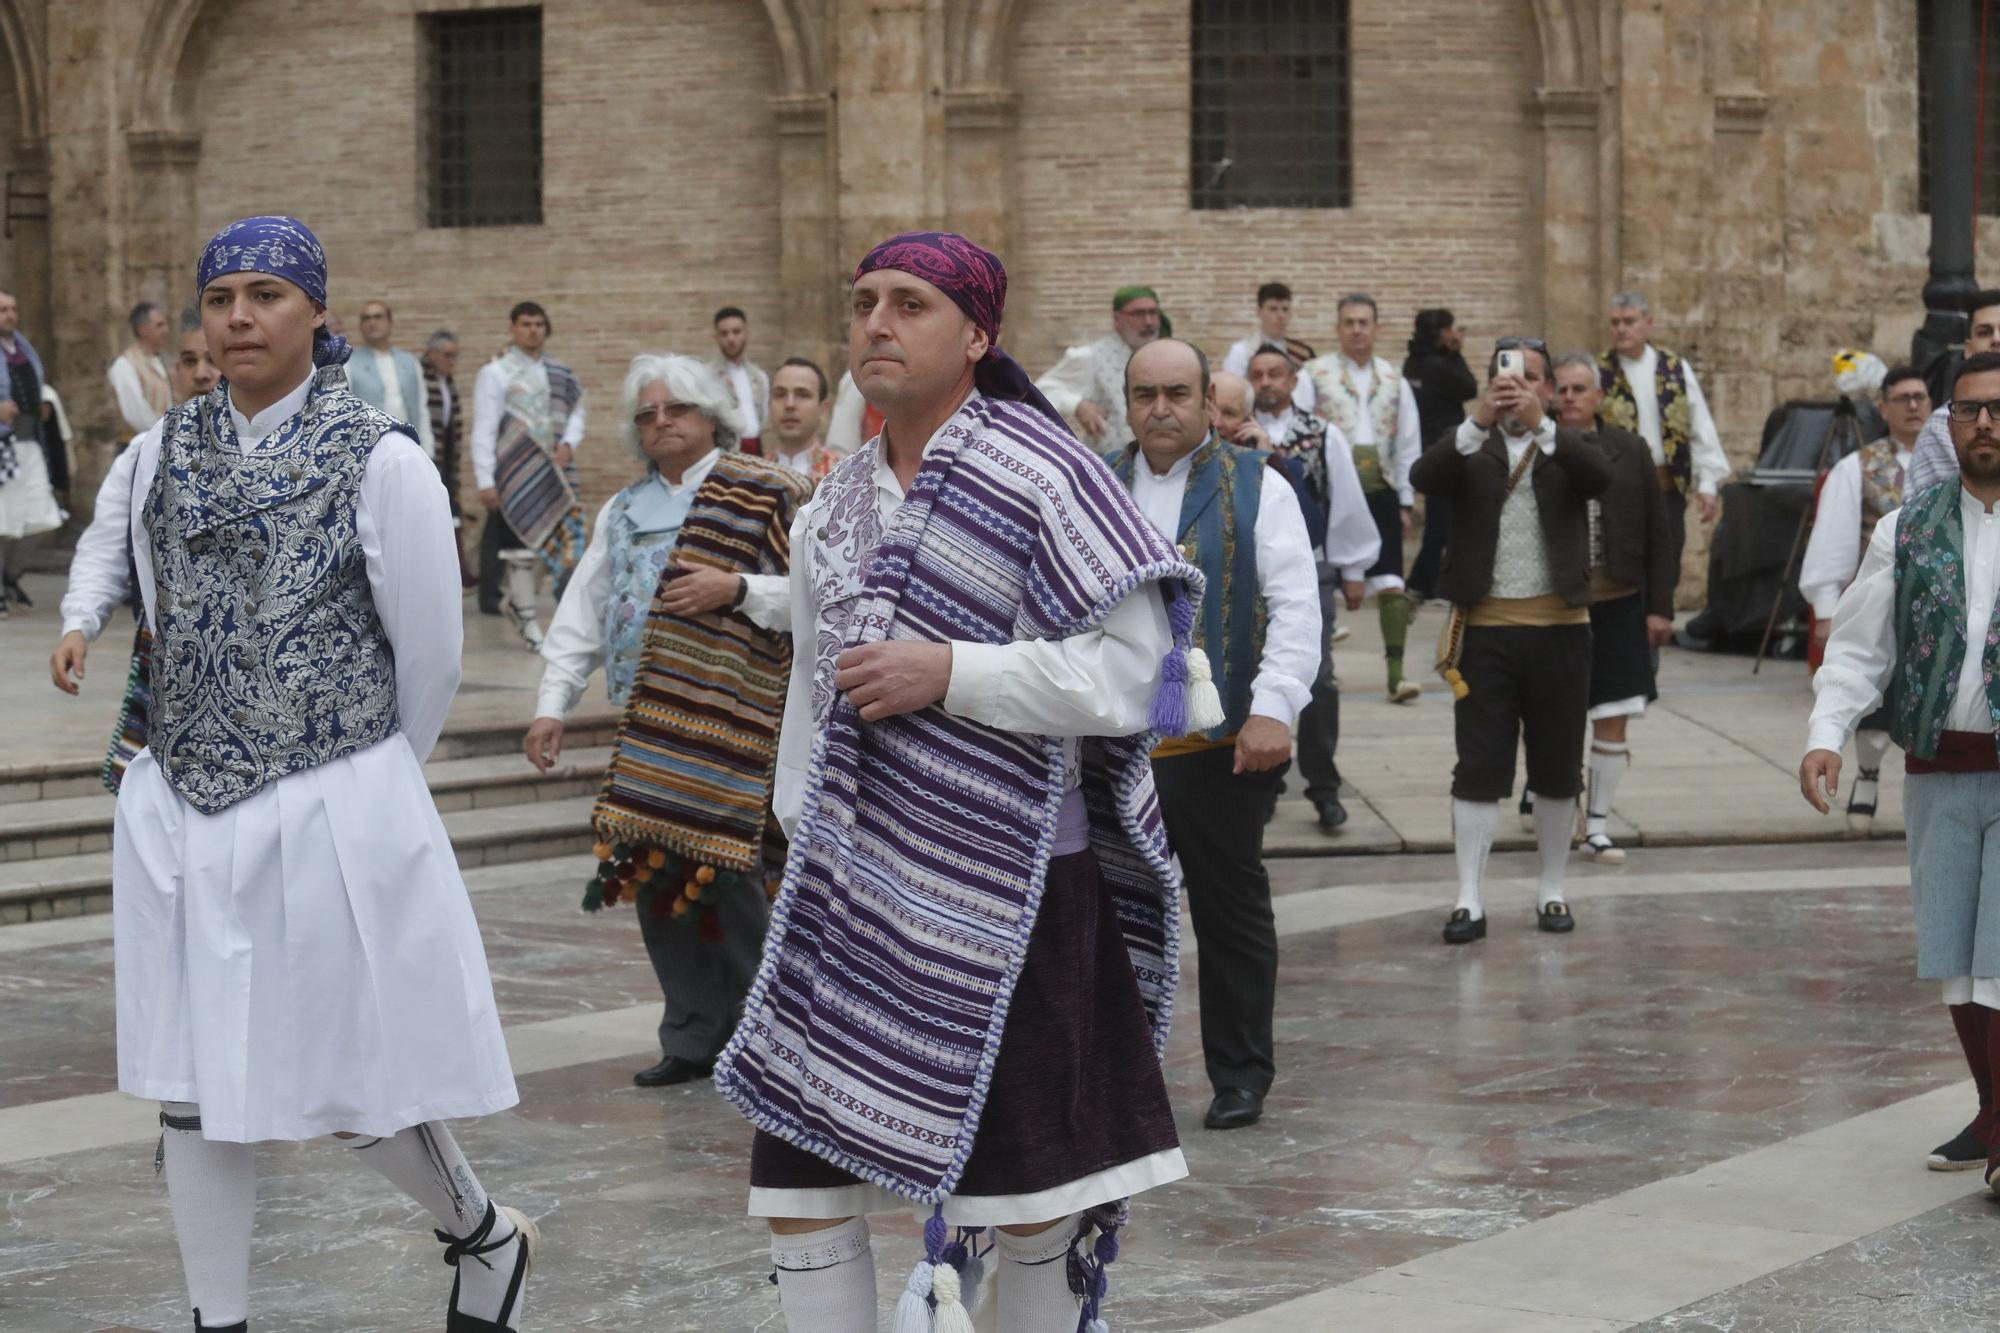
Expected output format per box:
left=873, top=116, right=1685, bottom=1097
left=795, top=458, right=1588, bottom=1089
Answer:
left=1618, top=344, right=1731, bottom=496
left=771, top=421, right=1172, bottom=837
left=827, top=372, right=868, bottom=455
left=533, top=452, right=790, bottom=720
left=1034, top=334, right=1136, bottom=449
left=1807, top=490, right=2000, bottom=757
left=469, top=354, right=587, bottom=490
left=60, top=443, right=143, bottom=640
left=107, top=353, right=168, bottom=436
left=1799, top=443, right=1912, bottom=619
left=1259, top=405, right=1380, bottom=580
left=105, top=371, right=463, bottom=760
left=1126, top=442, right=1320, bottom=727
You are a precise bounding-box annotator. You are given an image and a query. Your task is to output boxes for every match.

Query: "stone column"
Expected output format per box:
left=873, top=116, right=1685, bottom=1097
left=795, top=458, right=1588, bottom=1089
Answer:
left=1530, top=87, right=1603, bottom=354
left=774, top=93, right=840, bottom=373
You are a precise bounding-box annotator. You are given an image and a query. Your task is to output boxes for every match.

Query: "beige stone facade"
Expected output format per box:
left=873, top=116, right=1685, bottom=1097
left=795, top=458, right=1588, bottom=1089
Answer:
left=0, top=0, right=1970, bottom=595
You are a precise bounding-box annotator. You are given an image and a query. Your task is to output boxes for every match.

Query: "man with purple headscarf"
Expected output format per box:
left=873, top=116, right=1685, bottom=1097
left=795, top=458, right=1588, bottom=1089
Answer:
left=713, top=232, right=1210, bottom=1333
left=90, top=216, right=533, bottom=1333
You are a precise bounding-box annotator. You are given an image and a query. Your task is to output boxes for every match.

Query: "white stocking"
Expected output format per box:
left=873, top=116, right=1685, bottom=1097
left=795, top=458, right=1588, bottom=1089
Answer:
left=1452, top=799, right=1499, bottom=919
left=1536, top=796, right=1577, bottom=907
left=995, top=1216, right=1083, bottom=1333
left=343, top=1124, right=520, bottom=1327
left=772, top=1217, right=877, bottom=1333
left=1585, top=742, right=1628, bottom=837
left=159, top=1102, right=256, bottom=1330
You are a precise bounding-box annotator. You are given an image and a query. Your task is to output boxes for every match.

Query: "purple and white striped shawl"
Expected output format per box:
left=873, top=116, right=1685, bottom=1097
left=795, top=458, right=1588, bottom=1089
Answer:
left=713, top=392, right=1204, bottom=1203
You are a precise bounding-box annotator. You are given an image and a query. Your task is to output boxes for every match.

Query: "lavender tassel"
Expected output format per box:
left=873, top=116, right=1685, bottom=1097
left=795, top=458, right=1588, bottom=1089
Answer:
left=1149, top=645, right=1191, bottom=737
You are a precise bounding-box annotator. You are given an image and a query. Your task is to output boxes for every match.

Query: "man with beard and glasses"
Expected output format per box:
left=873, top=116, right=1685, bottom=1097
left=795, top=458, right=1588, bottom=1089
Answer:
left=1805, top=350, right=2000, bottom=1187
left=1035, top=284, right=1166, bottom=449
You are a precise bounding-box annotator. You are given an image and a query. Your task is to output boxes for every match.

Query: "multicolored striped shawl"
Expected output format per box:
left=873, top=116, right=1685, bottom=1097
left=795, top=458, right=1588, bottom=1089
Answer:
left=590, top=453, right=812, bottom=869
left=714, top=392, right=1205, bottom=1203
left=494, top=354, right=585, bottom=578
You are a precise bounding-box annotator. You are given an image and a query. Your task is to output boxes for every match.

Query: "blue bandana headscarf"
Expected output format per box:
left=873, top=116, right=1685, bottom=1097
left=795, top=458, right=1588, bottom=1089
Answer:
left=195, top=215, right=350, bottom=368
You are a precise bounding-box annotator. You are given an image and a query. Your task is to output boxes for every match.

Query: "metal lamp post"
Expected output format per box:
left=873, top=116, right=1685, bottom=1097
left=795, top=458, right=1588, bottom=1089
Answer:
left=1916, top=0, right=1980, bottom=397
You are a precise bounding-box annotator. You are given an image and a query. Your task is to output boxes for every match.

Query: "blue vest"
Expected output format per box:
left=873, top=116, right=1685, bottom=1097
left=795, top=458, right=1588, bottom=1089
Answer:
left=343, top=346, right=426, bottom=436
left=600, top=470, right=703, bottom=704
left=1112, top=437, right=1266, bottom=740
left=143, top=368, right=403, bottom=813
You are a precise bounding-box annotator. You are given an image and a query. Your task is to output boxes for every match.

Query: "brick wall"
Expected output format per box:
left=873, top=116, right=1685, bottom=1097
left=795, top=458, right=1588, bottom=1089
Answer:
left=186, top=0, right=784, bottom=513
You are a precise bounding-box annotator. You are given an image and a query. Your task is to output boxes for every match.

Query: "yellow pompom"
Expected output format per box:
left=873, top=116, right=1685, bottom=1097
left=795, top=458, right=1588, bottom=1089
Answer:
left=635, top=866, right=654, bottom=883
left=647, top=848, right=667, bottom=869
left=592, top=841, right=613, bottom=861
left=671, top=897, right=692, bottom=917
left=695, top=865, right=717, bottom=885
left=687, top=881, right=703, bottom=901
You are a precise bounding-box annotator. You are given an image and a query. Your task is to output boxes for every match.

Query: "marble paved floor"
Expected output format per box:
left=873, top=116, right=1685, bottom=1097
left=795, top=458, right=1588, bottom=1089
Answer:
left=2, top=841, right=1992, bottom=1331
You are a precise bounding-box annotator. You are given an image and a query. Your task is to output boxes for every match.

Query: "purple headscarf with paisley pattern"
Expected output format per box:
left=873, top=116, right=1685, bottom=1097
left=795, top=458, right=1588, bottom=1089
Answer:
left=854, top=230, right=1068, bottom=430
left=196, top=214, right=351, bottom=369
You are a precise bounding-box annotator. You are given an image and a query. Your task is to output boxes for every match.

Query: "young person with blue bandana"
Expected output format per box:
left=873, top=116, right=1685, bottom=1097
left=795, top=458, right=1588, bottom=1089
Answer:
left=106, top=217, right=533, bottom=1332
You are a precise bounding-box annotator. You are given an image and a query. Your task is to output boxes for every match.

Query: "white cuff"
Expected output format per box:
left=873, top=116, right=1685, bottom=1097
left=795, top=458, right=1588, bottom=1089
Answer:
left=535, top=679, right=578, bottom=721
left=739, top=573, right=791, bottom=633
left=942, top=640, right=997, bottom=717
left=61, top=614, right=102, bottom=641
left=1697, top=480, right=1720, bottom=497
left=1804, top=720, right=1853, bottom=759
left=1248, top=692, right=1301, bottom=731
left=1454, top=418, right=1487, bottom=455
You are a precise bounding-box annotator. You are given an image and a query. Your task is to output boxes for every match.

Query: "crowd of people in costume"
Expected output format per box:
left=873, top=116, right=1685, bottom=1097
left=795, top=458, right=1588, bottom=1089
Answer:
left=25, top=200, right=1998, bottom=1333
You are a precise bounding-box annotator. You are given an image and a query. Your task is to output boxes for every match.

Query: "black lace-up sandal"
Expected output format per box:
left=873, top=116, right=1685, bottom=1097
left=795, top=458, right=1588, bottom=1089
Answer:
left=438, top=1200, right=540, bottom=1332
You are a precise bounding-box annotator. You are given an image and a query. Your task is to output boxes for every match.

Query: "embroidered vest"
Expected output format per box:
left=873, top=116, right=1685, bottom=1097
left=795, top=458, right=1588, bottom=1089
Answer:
left=1599, top=347, right=1693, bottom=492
left=1858, top=438, right=1905, bottom=554
left=1307, top=356, right=1401, bottom=493
left=1887, top=481, right=2000, bottom=760
left=1111, top=438, right=1265, bottom=739
left=143, top=368, right=402, bottom=814
left=600, top=474, right=693, bottom=705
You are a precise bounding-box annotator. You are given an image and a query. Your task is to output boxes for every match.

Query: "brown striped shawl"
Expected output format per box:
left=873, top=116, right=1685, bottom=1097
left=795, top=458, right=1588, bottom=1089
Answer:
left=590, top=452, right=813, bottom=868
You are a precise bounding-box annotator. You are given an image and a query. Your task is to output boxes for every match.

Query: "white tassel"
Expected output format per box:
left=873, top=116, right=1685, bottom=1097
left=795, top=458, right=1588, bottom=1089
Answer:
left=1184, top=647, right=1226, bottom=733
left=892, top=1259, right=937, bottom=1333
left=932, top=1263, right=976, bottom=1333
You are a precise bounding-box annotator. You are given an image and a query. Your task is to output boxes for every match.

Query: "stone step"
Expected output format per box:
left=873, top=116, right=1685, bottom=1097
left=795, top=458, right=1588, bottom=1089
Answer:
left=0, top=707, right=623, bottom=805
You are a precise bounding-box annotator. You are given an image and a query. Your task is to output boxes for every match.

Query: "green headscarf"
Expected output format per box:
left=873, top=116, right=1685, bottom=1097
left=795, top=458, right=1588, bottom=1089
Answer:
left=1112, top=285, right=1171, bottom=336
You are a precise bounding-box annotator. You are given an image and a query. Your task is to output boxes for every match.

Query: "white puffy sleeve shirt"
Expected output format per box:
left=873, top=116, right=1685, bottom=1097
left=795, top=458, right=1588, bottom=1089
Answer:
left=60, top=442, right=143, bottom=640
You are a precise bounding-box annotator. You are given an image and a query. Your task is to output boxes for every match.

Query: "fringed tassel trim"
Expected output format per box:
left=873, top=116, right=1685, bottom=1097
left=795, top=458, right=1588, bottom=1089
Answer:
left=1433, top=603, right=1471, bottom=700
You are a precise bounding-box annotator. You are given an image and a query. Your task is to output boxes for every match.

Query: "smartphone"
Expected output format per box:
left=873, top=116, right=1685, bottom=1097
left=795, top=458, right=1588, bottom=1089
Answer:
left=1495, top=348, right=1524, bottom=380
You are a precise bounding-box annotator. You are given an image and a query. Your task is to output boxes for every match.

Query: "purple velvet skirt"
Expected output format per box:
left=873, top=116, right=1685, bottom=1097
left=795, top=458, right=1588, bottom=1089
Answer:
left=750, top=847, right=1180, bottom=1199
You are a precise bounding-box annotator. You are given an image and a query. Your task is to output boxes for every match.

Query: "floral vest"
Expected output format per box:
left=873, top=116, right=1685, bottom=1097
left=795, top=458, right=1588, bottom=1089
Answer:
left=1598, top=347, right=1692, bottom=492
left=1858, top=437, right=1905, bottom=555
left=1307, top=355, right=1401, bottom=493
left=1110, top=437, right=1266, bottom=739
left=143, top=367, right=402, bottom=813
left=1887, top=480, right=2000, bottom=760
left=599, top=480, right=687, bottom=706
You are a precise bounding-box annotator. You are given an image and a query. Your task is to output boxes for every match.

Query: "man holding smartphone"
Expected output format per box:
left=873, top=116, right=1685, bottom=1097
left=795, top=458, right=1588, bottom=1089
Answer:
left=1412, top=338, right=1610, bottom=943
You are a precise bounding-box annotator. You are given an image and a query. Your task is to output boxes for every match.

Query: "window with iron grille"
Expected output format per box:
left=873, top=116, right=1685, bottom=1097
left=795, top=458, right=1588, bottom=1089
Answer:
left=424, top=7, right=543, bottom=228
left=1190, top=0, right=1352, bottom=210
left=1917, top=0, right=2000, bottom=215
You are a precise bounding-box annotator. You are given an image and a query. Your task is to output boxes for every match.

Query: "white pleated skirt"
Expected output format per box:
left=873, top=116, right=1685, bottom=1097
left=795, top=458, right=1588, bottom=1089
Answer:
left=0, top=444, right=62, bottom=539
left=113, top=735, right=519, bottom=1142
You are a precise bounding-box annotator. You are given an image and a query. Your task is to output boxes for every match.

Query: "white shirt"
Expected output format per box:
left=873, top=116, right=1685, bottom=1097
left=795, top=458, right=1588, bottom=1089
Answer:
left=1807, top=489, right=2000, bottom=756
left=771, top=440, right=819, bottom=475
left=827, top=372, right=868, bottom=455
left=107, top=351, right=168, bottom=435
left=1223, top=335, right=1316, bottom=414
left=61, top=442, right=143, bottom=639
left=771, top=414, right=1172, bottom=837
left=362, top=347, right=436, bottom=460
left=1317, top=421, right=1383, bottom=581
left=533, top=450, right=790, bottom=719
left=1617, top=344, right=1731, bottom=496
left=1035, top=333, right=1136, bottom=449
left=469, top=353, right=587, bottom=490
left=1799, top=442, right=1912, bottom=619
left=1125, top=442, right=1320, bottom=728
left=723, top=361, right=762, bottom=439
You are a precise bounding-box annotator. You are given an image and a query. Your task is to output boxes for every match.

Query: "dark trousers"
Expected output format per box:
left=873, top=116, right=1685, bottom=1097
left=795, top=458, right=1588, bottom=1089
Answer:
left=1407, top=491, right=1451, bottom=599
left=476, top=510, right=524, bottom=614
left=1450, top=623, right=1593, bottom=802
left=637, top=883, right=770, bottom=1062
left=1154, top=746, right=1284, bottom=1096
left=1296, top=563, right=1343, bottom=803
left=1663, top=490, right=1687, bottom=575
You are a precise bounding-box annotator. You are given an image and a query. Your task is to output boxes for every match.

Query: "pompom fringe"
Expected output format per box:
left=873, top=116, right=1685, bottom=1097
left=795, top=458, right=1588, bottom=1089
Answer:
left=1184, top=647, right=1226, bottom=733
left=932, top=1263, right=975, bottom=1333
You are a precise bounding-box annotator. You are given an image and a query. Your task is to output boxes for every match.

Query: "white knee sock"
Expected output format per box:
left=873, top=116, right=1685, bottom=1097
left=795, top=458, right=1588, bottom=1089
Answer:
left=995, top=1215, right=1082, bottom=1333
left=1853, top=730, right=1889, bottom=807
left=344, top=1124, right=520, bottom=1327
left=772, top=1217, right=877, bottom=1333
left=159, top=1102, right=256, bottom=1330
left=1536, top=796, right=1576, bottom=907
left=1585, top=742, right=1628, bottom=837
left=1452, top=799, right=1499, bottom=919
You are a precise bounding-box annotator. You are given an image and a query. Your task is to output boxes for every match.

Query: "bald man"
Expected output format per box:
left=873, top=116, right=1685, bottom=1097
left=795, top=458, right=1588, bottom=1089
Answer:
left=1106, top=339, right=1320, bottom=1131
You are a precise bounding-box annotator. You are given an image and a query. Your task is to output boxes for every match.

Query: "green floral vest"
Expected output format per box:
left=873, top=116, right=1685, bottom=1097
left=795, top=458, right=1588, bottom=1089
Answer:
left=1888, top=480, right=2000, bottom=759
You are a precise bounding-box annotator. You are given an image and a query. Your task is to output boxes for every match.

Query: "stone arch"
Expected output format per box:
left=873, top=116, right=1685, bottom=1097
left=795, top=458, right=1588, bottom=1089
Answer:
left=1523, top=0, right=1617, bottom=350
left=761, top=0, right=828, bottom=96
left=949, top=0, right=1026, bottom=92
left=0, top=0, right=44, bottom=142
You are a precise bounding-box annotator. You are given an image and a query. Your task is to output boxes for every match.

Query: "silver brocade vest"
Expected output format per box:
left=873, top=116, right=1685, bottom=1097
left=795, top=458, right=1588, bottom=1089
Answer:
left=142, top=367, right=402, bottom=814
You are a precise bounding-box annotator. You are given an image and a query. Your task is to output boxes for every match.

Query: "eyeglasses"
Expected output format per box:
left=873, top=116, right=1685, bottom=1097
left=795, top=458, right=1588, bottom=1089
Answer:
left=1495, top=336, right=1549, bottom=353
left=632, top=402, right=698, bottom=426
left=1947, top=399, right=2000, bottom=423
left=1886, top=391, right=1931, bottom=407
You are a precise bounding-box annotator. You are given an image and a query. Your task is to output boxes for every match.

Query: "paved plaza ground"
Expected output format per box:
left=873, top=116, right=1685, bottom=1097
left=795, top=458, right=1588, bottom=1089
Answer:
left=0, top=570, right=1988, bottom=1332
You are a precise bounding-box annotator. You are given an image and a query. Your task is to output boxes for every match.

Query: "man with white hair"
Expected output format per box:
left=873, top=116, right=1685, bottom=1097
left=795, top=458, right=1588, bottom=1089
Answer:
left=472, top=300, right=586, bottom=648
left=108, top=300, right=172, bottom=440
left=1034, top=284, right=1165, bottom=448
left=1599, top=291, right=1731, bottom=567
left=527, top=353, right=806, bottom=1088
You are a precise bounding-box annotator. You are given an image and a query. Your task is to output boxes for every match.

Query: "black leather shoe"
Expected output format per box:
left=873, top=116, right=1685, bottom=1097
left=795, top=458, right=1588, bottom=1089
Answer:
left=1442, top=908, right=1486, bottom=944
left=194, top=1315, right=247, bottom=1333
left=1537, top=901, right=1576, bottom=933
left=633, top=1055, right=714, bottom=1087
left=1314, top=797, right=1349, bottom=831
left=1929, top=1116, right=1992, bottom=1170
left=1203, top=1087, right=1264, bottom=1130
